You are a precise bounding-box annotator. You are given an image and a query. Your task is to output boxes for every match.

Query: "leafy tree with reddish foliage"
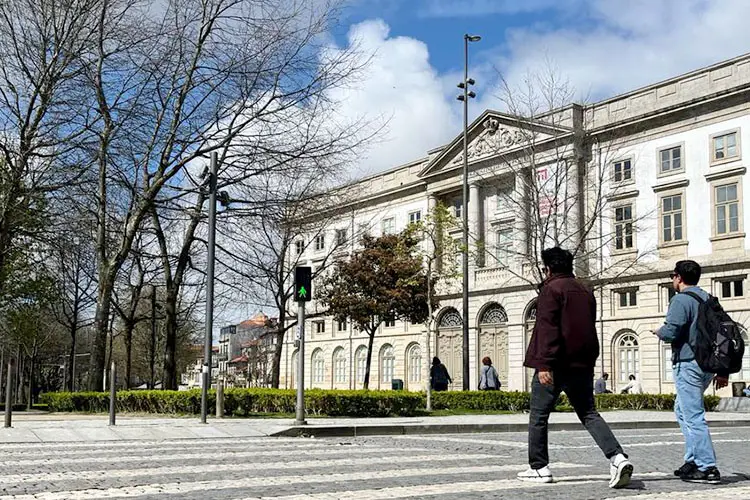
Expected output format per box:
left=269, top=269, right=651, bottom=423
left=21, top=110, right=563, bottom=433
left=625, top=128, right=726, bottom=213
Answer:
left=319, top=232, right=438, bottom=389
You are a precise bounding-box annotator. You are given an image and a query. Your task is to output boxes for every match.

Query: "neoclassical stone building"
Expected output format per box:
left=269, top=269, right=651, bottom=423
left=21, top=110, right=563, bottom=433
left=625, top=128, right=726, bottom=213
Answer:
left=280, top=53, right=750, bottom=396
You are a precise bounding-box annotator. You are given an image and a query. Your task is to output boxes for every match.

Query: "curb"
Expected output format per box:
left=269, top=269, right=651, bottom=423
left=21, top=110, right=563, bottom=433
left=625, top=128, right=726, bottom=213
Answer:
left=271, top=419, right=750, bottom=438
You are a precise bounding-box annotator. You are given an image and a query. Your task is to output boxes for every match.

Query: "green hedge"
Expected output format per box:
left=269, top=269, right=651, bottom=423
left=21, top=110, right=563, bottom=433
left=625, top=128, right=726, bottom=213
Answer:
left=40, top=389, right=721, bottom=416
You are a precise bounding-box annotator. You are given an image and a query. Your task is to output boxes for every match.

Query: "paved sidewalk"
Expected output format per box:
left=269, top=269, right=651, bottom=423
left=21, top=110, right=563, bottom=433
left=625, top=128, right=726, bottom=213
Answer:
left=2, top=410, right=750, bottom=443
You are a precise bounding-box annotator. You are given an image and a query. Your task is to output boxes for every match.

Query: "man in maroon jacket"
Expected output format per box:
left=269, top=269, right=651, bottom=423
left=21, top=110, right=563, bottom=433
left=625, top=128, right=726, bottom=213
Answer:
left=517, top=247, right=633, bottom=489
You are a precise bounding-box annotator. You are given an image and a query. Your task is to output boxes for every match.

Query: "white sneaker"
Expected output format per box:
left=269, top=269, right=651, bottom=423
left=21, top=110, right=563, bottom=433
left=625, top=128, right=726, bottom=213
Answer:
left=609, top=454, right=633, bottom=489
left=517, top=466, right=553, bottom=483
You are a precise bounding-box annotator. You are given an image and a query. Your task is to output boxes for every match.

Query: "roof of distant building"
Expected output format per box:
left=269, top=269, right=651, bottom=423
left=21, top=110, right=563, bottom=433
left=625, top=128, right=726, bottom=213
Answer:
left=229, top=354, right=248, bottom=364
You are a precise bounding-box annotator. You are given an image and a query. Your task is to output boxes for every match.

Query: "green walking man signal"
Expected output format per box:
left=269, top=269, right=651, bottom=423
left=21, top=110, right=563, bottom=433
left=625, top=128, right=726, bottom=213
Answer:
left=295, top=266, right=312, bottom=302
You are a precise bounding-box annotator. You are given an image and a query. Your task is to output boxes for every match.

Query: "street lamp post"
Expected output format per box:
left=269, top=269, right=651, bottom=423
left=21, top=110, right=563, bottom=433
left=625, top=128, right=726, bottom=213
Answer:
left=457, top=34, right=480, bottom=391
left=201, top=152, right=219, bottom=424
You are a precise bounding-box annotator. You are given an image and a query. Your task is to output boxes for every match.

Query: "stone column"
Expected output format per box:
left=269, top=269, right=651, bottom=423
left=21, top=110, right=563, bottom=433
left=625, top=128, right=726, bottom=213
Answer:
left=469, top=183, right=483, bottom=268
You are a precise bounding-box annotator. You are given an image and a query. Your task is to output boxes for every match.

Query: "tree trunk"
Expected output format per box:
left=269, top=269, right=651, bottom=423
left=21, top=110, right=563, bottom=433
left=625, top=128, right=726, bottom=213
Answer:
left=162, top=287, right=178, bottom=390
left=67, top=322, right=77, bottom=392
left=150, top=290, right=156, bottom=390
left=363, top=329, right=375, bottom=390
left=90, top=282, right=114, bottom=391
left=124, top=322, right=134, bottom=389
left=27, top=352, right=34, bottom=410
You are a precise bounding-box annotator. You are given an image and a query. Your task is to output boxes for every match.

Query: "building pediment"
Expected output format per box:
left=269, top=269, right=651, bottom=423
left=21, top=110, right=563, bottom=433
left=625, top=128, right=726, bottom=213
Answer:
left=419, top=110, right=573, bottom=178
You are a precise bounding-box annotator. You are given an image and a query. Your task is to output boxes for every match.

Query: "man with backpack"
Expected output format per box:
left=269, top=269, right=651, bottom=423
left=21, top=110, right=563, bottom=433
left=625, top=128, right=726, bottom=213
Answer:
left=655, top=260, right=743, bottom=484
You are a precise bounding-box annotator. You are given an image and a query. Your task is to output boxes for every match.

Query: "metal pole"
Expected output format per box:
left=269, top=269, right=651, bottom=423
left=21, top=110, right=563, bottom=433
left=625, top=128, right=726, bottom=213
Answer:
left=4, top=360, right=13, bottom=428
left=295, top=303, right=307, bottom=425
left=461, top=34, right=471, bottom=391
left=216, top=379, right=224, bottom=418
left=109, top=361, right=116, bottom=426
left=201, top=152, right=218, bottom=424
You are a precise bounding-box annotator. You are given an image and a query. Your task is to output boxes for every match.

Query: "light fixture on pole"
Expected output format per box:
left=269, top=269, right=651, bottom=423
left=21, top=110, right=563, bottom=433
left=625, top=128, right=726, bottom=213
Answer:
left=457, top=33, right=480, bottom=391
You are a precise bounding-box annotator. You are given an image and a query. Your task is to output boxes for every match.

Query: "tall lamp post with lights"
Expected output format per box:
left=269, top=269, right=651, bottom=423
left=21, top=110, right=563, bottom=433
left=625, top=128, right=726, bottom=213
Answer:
left=457, top=34, right=480, bottom=390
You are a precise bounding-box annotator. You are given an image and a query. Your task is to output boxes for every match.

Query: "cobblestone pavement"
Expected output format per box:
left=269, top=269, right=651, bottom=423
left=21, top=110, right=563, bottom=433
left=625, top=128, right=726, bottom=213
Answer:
left=0, top=426, right=749, bottom=499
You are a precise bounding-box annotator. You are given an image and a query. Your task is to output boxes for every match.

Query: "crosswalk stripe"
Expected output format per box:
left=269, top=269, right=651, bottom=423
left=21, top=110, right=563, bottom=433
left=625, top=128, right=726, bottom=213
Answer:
left=603, top=484, right=750, bottom=500
left=0, top=464, right=601, bottom=500
left=0, top=453, right=521, bottom=484
left=0, top=446, right=426, bottom=467
left=0, top=437, right=296, bottom=451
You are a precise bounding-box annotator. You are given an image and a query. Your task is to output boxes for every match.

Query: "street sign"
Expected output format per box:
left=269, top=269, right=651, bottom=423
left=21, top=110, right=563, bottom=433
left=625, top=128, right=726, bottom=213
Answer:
left=295, top=266, right=312, bottom=302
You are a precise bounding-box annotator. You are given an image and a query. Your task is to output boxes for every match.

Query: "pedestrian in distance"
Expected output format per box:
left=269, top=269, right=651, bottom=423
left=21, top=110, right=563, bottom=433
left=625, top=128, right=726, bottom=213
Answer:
left=620, top=374, right=643, bottom=395
left=478, top=356, right=501, bottom=390
left=430, top=357, right=451, bottom=392
left=518, top=247, right=633, bottom=489
left=595, top=373, right=612, bottom=394
left=654, top=260, right=734, bottom=485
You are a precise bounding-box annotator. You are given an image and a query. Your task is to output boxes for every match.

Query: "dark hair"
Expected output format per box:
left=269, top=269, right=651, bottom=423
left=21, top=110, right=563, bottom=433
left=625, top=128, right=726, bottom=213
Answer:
left=674, top=260, right=701, bottom=286
left=482, top=356, right=492, bottom=366
left=629, top=374, right=635, bottom=381
left=602, top=373, right=609, bottom=379
left=541, top=247, right=574, bottom=274
left=432, top=357, right=441, bottom=366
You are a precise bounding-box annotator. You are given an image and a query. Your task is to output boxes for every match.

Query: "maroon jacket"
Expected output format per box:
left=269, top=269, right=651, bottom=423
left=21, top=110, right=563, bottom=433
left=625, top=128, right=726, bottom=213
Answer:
left=524, top=273, right=599, bottom=372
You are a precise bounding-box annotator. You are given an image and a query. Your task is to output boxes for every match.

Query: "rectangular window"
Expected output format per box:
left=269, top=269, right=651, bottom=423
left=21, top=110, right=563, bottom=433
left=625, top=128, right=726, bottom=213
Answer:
left=357, top=223, right=370, bottom=239
left=382, top=217, right=395, bottom=235
left=663, top=344, right=674, bottom=382
left=384, top=316, right=396, bottom=328
left=614, top=205, right=634, bottom=250
left=659, top=146, right=682, bottom=173
left=408, top=210, right=422, bottom=224
left=337, top=319, right=347, bottom=332
left=295, top=240, right=304, bottom=255
left=336, top=229, right=348, bottom=246
left=334, top=356, right=346, bottom=383
left=715, top=183, right=739, bottom=235
left=719, top=279, right=744, bottom=299
left=496, top=183, right=513, bottom=211
left=713, top=132, right=738, bottom=161
left=613, top=159, right=632, bottom=182
left=314, top=234, right=325, bottom=251
left=661, top=194, right=683, bottom=243
left=618, top=290, right=637, bottom=308
left=453, top=198, right=463, bottom=219
left=315, top=321, right=325, bottom=334
left=495, top=228, right=513, bottom=267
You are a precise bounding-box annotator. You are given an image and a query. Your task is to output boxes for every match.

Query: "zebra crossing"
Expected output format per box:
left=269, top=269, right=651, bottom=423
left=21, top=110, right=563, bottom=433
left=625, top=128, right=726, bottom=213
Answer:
left=0, top=428, right=748, bottom=499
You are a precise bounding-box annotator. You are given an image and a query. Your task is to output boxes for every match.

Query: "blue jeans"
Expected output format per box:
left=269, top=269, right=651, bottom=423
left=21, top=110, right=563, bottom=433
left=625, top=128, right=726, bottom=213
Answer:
left=674, top=360, right=716, bottom=470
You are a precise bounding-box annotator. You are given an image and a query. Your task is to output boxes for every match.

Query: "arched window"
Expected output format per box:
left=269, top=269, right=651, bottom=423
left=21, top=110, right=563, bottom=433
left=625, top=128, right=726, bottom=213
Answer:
left=479, top=303, right=508, bottom=325
left=355, top=345, right=368, bottom=384
left=407, top=344, right=422, bottom=383
left=438, top=308, right=463, bottom=328
left=380, top=344, right=395, bottom=383
left=525, top=302, right=537, bottom=324
left=290, top=350, right=299, bottom=388
left=731, top=329, right=750, bottom=381
left=333, top=347, right=346, bottom=384
left=616, top=332, right=640, bottom=385
left=311, top=349, right=324, bottom=384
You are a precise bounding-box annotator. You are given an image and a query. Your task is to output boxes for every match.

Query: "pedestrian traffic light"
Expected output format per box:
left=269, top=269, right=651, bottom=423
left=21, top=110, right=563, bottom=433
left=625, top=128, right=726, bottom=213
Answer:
left=295, top=266, right=312, bottom=302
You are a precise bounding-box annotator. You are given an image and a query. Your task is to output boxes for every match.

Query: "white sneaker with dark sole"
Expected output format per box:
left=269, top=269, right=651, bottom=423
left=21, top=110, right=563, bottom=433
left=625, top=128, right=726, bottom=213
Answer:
left=609, top=455, right=634, bottom=489
left=517, top=466, right=553, bottom=484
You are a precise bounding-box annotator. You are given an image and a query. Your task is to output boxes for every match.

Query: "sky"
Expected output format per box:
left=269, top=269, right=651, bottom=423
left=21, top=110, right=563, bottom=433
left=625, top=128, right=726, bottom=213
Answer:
left=325, top=0, right=750, bottom=176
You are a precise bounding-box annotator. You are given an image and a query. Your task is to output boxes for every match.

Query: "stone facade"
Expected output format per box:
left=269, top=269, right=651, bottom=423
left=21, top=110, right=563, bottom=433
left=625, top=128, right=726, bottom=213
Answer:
left=281, top=53, right=750, bottom=396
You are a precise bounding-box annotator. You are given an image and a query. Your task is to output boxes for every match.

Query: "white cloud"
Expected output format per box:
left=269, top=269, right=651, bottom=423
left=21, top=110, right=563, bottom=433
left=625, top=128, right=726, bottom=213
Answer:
left=326, top=19, right=458, bottom=176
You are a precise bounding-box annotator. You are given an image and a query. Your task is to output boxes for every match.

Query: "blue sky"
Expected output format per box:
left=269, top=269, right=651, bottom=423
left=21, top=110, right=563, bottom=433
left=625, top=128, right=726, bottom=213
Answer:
left=319, top=0, right=750, bottom=176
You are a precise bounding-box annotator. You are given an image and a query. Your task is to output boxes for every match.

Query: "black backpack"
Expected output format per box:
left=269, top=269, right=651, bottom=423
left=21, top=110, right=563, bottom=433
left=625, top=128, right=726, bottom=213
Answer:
left=684, top=292, right=745, bottom=375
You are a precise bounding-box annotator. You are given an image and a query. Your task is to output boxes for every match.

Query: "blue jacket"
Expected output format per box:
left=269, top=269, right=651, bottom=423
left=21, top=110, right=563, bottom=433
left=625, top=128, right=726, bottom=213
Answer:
left=656, top=286, right=709, bottom=364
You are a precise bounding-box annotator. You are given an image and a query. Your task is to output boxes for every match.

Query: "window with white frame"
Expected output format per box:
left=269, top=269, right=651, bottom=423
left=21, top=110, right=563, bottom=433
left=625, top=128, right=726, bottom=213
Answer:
left=495, top=228, right=513, bottom=267
left=408, top=344, right=421, bottom=383
left=337, top=318, right=347, bottom=332
left=661, top=283, right=677, bottom=311
left=715, top=183, right=740, bottom=235
left=663, top=343, right=674, bottom=382
left=380, top=345, right=395, bottom=383
left=496, top=183, right=513, bottom=211
left=614, top=205, right=634, bottom=250
left=713, top=131, right=738, bottom=162
left=336, top=229, right=348, bottom=246
left=295, top=240, right=304, bottom=255
left=613, top=159, right=632, bottom=183
left=314, top=234, right=325, bottom=251
left=617, top=333, right=640, bottom=385
left=408, top=210, right=422, bottom=224
left=314, top=321, right=325, bottom=334
left=659, top=146, right=682, bottom=174
left=731, top=330, right=750, bottom=381
left=355, top=346, right=367, bottom=383
left=312, top=349, right=324, bottom=383
left=382, top=217, right=395, bottom=235
left=718, top=278, right=744, bottom=299
left=453, top=198, right=463, bottom=219
left=384, top=316, right=396, bottom=328
left=617, top=289, right=638, bottom=308
left=333, top=348, right=346, bottom=383
left=661, top=194, right=684, bottom=243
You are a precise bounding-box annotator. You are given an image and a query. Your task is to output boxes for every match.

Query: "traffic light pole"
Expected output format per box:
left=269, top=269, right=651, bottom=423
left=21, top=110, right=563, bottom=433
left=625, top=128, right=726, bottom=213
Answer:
left=295, top=302, right=306, bottom=425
